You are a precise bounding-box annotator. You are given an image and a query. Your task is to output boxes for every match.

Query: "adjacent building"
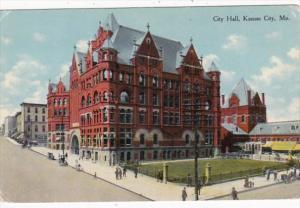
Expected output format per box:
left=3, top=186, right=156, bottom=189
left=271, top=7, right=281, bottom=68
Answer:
left=4, top=116, right=16, bottom=137
left=20, top=102, right=48, bottom=146
left=221, top=79, right=300, bottom=153
left=47, top=13, right=221, bottom=164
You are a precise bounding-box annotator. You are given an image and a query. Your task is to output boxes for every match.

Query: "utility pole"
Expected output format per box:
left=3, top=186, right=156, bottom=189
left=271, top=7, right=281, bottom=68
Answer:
left=194, top=130, right=199, bottom=201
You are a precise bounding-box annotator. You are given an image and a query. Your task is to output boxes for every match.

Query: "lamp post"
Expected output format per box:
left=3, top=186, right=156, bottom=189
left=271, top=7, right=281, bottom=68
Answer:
left=61, top=115, right=65, bottom=157
left=194, top=130, right=199, bottom=201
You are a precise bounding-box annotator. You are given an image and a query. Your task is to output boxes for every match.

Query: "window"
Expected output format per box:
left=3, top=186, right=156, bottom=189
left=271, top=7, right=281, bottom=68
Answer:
left=139, top=73, right=146, bottom=86
left=153, top=76, right=158, bottom=87
left=93, top=50, right=98, bottom=64
left=42, top=108, right=46, bottom=114
left=153, top=91, right=159, bottom=106
left=140, top=134, right=145, bottom=145
left=35, top=115, right=38, bottom=122
left=119, top=72, right=124, bottom=82
left=27, top=107, right=30, bottom=113
left=153, top=111, right=160, bottom=125
left=42, top=116, right=45, bottom=122
left=175, top=113, right=180, bottom=125
left=185, top=135, right=190, bottom=144
left=120, top=91, right=129, bottom=104
left=205, top=131, right=213, bottom=145
left=109, top=108, right=115, bottom=122
left=119, top=128, right=132, bottom=147
left=103, top=108, right=108, bottom=122
left=153, top=151, right=158, bottom=160
left=140, top=151, right=145, bottom=160
left=205, top=101, right=211, bottom=110
left=153, top=133, right=158, bottom=145
left=103, top=92, right=109, bottom=101
left=87, top=95, right=92, bottom=106
left=241, top=115, right=245, bottom=123
left=119, top=109, right=132, bottom=124
left=103, top=69, right=108, bottom=80
left=139, top=111, right=146, bottom=124
left=139, top=90, right=145, bottom=105
left=94, top=91, right=100, bottom=104
left=35, top=125, right=38, bottom=132
left=81, top=96, right=85, bottom=107
left=35, top=107, right=38, bottom=113
left=184, top=81, right=191, bottom=93
left=42, top=125, right=45, bottom=132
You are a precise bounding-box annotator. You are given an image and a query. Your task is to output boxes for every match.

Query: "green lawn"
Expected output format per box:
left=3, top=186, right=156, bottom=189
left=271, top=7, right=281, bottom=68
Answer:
left=136, top=159, right=288, bottom=184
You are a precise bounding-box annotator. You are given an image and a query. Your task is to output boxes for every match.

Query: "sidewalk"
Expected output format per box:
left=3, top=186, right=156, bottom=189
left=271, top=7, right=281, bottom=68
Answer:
left=29, top=146, right=290, bottom=201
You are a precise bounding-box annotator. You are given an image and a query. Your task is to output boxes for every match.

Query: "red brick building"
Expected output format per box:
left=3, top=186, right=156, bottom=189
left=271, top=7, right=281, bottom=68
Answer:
left=220, top=79, right=300, bottom=153
left=47, top=14, right=221, bottom=164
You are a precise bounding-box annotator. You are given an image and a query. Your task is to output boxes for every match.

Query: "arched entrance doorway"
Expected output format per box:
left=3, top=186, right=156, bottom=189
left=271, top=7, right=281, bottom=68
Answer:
left=71, top=135, right=79, bottom=155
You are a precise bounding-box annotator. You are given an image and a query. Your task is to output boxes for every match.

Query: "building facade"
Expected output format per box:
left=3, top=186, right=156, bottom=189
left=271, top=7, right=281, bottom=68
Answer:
left=221, top=79, right=300, bottom=153
left=47, top=14, right=221, bottom=164
left=4, top=116, right=16, bottom=137
left=20, top=102, right=48, bottom=146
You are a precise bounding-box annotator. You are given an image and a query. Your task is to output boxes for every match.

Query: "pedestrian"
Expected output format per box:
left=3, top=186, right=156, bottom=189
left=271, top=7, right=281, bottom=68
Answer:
left=231, top=187, right=238, bottom=200
left=118, top=168, right=122, bottom=180
left=266, top=169, right=270, bottom=180
left=123, top=166, right=127, bottom=177
left=65, top=152, right=68, bottom=158
left=274, top=171, right=278, bottom=181
left=182, top=187, right=187, bottom=201
left=134, top=167, right=138, bottom=178
left=115, top=167, right=119, bottom=180
left=159, top=170, right=163, bottom=183
left=94, top=172, right=97, bottom=178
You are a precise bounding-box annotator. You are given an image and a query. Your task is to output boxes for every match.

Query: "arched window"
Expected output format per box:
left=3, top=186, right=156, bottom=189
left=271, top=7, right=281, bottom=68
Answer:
left=120, top=91, right=129, bottom=104
left=54, top=99, right=57, bottom=106
left=103, top=69, right=108, bottom=80
left=87, top=94, right=92, bottom=106
left=63, top=98, right=68, bottom=106
left=119, top=72, right=124, bottom=82
left=103, top=91, right=109, bottom=101
left=126, top=109, right=132, bottom=123
left=94, top=91, right=100, bottom=104
left=103, top=108, right=108, bottom=122
left=139, top=73, right=145, bottom=86
left=81, top=96, right=85, bottom=107
left=58, top=99, right=61, bottom=106
left=153, top=133, right=158, bottom=145
left=140, top=134, right=145, bottom=145
left=185, top=135, right=190, bottom=144
left=205, top=101, right=211, bottom=110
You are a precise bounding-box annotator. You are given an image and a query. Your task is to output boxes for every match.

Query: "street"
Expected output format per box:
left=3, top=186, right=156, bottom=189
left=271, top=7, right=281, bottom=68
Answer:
left=0, top=137, right=148, bottom=202
left=218, top=181, right=300, bottom=200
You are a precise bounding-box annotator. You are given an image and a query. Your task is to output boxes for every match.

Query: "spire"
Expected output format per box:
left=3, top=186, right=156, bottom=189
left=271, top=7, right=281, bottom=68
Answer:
left=209, top=61, right=218, bottom=71
left=190, top=36, right=193, bottom=44
left=147, top=22, right=150, bottom=32
left=103, top=13, right=119, bottom=32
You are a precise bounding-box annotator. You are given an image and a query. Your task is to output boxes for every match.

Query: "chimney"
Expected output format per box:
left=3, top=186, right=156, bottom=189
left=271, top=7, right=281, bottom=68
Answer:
left=247, top=90, right=251, bottom=105
left=221, top=95, right=225, bottom=105
left=261, top=93, right=265, bottom=105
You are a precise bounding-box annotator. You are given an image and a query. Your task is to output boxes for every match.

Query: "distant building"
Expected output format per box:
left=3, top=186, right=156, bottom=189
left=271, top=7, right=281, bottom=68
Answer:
left=221, top=79, right=300, bottom=153
left=4, top=116, right=16, bottom=137
left=20, top=102, right=48, bottom=146
left=11, top=111, right=22, bottom=140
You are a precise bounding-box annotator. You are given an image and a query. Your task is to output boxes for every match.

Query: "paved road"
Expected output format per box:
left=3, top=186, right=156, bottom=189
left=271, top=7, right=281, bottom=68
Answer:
left=218, top=181, right=300, bottom=200
left=0, top=138, right=148, bottom=202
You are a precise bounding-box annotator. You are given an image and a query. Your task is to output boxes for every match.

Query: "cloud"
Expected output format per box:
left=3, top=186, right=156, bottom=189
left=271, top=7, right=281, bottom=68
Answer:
left=222, top=34, right=247, bottom=50
left=1, top=55, right=47, bottom=94
left=203, top=54, right=219, bottom=69
left=24, top=81, right=47, bottom=104
left=251, top=56, right=295, bottom=85
left=287, top=47, right=300, bottom=60
left=265, top=31, right=280, bottom=40
left=0, top=104, right=19, bottom=125
left=220, top=70, right=236, bottom=82
left=33, top=32, right=46, bottom=42
left=56, top=63, right=71, bottom=80
left=288, top=98, right=300, bottom=116
left=76, top=40, right=89, bottom=52
left=1, top=36, right=12, bottom=45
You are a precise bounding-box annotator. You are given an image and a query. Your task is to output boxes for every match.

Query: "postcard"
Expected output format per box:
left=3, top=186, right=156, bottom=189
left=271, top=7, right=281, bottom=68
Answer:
left=0, top=3, right=299, bottom=207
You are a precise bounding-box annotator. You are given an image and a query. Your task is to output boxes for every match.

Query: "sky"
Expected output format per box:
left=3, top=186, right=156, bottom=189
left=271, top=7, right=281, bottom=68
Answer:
left=0, top=5, right=300, bottom=124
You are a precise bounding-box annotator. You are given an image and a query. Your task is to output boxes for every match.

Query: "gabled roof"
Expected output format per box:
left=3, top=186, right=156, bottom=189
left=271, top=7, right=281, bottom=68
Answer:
left=103, top=13, right=119, bottom=32
left=249, top=120, right=300, bottom=135
left=222, top=123, right=248, bottom=135
left=222, top=78, right=257, bottom=108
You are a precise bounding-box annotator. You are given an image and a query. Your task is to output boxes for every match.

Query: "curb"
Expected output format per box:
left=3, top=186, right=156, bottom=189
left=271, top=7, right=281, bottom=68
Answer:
left=29, top=148, right=153, bottom=201
left=206, top=181, right=284, bottom=200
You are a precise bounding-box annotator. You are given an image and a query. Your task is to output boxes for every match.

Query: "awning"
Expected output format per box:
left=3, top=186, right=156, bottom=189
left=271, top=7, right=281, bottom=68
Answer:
left=271, top=142, right=296, bottom=151
left=293, top=144, right=300, bottom=151
left=262, top=142, right=273, bottom=148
